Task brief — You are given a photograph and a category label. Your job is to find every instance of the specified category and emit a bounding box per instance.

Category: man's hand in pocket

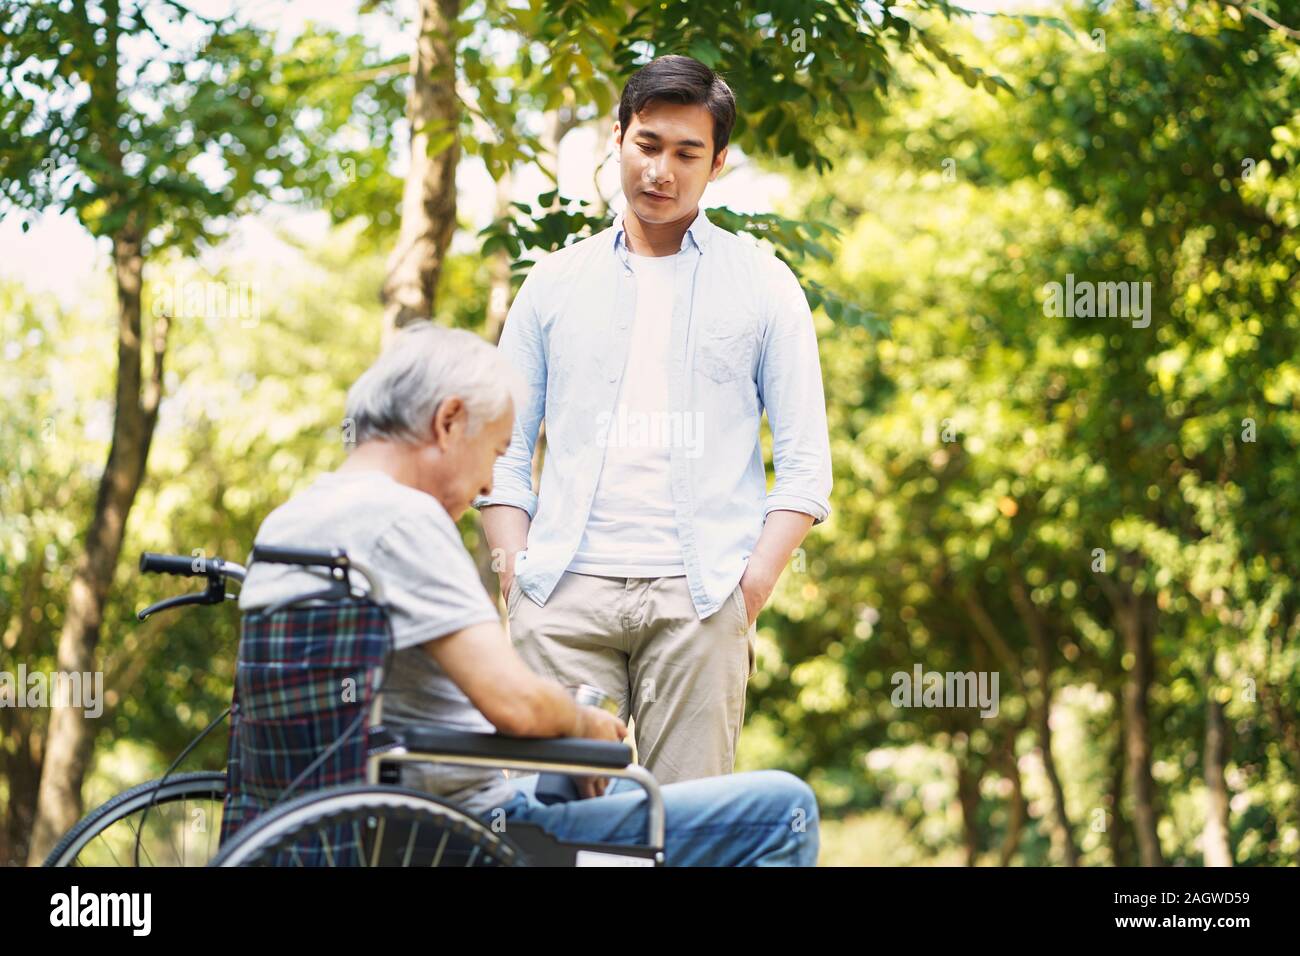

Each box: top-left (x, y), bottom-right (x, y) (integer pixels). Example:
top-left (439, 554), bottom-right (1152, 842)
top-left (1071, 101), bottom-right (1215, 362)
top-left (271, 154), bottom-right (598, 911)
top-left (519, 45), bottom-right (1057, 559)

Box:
top-left (738, 561), bottom-right (779, 628)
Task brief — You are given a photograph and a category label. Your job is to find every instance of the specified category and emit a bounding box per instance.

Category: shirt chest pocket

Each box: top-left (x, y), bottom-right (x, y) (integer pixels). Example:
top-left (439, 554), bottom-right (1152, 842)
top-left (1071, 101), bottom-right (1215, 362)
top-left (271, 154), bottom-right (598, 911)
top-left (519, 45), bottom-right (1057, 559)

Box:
top-left (695, 316), bottom-right (757, 385)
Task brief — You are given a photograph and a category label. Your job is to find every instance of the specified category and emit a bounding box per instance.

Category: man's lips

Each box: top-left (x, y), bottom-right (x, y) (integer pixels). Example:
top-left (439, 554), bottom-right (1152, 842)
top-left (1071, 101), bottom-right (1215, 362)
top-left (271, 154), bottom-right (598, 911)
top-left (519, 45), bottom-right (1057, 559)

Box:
top-left (643, 191), bottom-right (674, 201)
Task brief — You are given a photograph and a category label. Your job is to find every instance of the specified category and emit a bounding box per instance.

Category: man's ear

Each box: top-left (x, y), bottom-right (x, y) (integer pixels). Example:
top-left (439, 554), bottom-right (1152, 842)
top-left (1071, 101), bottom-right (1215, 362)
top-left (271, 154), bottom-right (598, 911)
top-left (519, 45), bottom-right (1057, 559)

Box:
top-left (430, 396), bottom-right (467, 450)
top-left (612, 121), bottom-right (623, 159)
top-left (710, 144), bottom-right (728, 181)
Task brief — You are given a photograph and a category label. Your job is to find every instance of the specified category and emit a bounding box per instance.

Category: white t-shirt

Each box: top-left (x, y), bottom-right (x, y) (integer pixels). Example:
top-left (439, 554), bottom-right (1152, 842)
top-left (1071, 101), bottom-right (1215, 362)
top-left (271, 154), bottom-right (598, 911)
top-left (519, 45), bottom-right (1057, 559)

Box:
top-left (568, 250), bottom-right (686, 578)
top-left (238, 468), bottom-right (517, 816)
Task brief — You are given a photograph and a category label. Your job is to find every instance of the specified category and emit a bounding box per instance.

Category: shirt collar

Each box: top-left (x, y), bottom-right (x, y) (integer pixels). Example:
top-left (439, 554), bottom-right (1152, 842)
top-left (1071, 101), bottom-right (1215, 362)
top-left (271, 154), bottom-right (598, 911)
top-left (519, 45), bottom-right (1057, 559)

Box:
top-left (613, 206), bottom-right (714, 259)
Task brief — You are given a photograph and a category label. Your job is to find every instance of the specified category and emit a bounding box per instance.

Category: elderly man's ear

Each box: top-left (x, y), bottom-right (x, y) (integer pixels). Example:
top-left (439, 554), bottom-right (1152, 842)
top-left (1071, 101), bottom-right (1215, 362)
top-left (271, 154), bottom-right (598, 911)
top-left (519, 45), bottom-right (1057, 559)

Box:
top-left (430, 396), bottom-right (468, 450)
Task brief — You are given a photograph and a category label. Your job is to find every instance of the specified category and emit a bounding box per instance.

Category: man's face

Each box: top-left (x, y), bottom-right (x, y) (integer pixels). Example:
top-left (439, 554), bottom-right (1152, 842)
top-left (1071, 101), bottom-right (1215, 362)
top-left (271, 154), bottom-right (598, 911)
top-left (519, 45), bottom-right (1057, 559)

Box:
top-left (615, 99), bottom-right (726, 225)
top-left (417, 399), bottom-right (515, 521)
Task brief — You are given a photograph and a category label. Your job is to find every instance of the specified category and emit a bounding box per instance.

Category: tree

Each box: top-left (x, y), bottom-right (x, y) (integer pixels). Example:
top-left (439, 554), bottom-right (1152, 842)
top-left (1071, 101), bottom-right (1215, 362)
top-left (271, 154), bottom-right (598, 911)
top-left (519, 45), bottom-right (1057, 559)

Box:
top-left (754, 0), bottom-right (1300, 864)
top-left (381, 0), bottom-right (1065, 332)
top-left (0, 0), bottom-right (392, 862)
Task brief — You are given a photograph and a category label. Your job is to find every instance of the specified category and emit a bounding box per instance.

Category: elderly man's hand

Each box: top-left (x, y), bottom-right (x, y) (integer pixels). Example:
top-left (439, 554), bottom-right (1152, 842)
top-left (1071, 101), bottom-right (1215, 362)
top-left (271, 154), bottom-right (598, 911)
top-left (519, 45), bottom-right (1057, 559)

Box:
top-left (575, 704), bottom-right (627, 742)
top-left (573, 705), bottom-right (628, 800)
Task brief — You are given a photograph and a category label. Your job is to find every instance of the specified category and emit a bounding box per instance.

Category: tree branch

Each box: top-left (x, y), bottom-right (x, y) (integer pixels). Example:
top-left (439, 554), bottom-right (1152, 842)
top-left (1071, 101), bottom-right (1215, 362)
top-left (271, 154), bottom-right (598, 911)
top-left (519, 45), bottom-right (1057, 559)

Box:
top-left (1220, 1), bottom-right (1300, 40)
top-left (141, 311), bottom-right (170, 419)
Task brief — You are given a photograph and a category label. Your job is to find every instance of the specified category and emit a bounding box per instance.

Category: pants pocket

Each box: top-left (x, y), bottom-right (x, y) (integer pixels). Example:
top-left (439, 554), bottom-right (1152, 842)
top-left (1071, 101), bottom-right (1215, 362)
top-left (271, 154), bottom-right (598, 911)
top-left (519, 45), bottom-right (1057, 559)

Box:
top-left (506, 577), bottom-right (525, 617)
top-left (731, 584), bottom-right (757, 679)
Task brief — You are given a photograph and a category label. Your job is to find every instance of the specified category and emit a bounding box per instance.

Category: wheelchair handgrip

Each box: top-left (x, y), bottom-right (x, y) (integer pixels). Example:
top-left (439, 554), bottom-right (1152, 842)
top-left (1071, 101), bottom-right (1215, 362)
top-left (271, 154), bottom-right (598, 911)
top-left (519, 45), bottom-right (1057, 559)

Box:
top-left (139, 552), bottom-right (210, 577)
top-left (252, 545), bottom-right (348, 569)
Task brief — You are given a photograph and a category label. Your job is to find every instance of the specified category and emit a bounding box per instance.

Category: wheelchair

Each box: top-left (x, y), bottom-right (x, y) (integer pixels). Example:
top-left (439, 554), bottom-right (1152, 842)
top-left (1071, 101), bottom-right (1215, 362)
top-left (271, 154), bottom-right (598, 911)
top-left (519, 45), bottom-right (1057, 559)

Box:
top-left (45, 545), bottom-right (665, 867)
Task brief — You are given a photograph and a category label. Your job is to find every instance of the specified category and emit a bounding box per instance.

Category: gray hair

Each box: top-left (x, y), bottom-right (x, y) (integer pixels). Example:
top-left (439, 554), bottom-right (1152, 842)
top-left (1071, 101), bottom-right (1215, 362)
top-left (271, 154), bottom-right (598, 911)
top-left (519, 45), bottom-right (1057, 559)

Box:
top-left (344, 322), bottom-right (525, 446)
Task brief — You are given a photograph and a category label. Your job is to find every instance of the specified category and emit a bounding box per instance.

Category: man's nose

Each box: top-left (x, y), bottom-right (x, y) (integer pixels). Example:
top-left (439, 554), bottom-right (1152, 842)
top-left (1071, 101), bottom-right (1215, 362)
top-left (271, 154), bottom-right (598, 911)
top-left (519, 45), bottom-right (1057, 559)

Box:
top-left (643, 159), bottom-right (671, 183)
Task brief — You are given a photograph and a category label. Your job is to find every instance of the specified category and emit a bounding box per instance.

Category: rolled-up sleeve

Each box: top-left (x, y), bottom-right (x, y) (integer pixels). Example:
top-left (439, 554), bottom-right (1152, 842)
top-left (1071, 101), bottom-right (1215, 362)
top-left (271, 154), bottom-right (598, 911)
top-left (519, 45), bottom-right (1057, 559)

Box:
top-left (757, 260), bottom-right (833, 525)
top-left (471, 267), bottom-right (547, 518)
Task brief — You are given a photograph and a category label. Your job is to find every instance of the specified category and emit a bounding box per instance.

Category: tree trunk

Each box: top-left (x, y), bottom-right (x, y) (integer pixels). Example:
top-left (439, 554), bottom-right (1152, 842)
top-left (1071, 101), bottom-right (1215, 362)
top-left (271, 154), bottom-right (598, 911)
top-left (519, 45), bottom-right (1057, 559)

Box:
top-left (955, 755), bottom-right (982, 866)
top-left (1262, 602), bottom-right (1300, 839)
top-left (25, 217), bottom-right (169, 864)
top-left (1009, 578), bottom-right (1079, 865)
top-left (996, 730), bottom-right (1025, 866)
top-left (1, 555), bottom-right (48, 866)
top-left (382, 0), bottom-right (462, 334)
top-left (1118, 598), bottom-right (1164, 866)
top-left (1107, 708), bottom-right (1135, 865)
top-left (1266, 692), bottom-right (1300, 838)
top-left (484, 167), bottom-right (514, 346)
top-left (1202, 668), bottom-right (1234, 866)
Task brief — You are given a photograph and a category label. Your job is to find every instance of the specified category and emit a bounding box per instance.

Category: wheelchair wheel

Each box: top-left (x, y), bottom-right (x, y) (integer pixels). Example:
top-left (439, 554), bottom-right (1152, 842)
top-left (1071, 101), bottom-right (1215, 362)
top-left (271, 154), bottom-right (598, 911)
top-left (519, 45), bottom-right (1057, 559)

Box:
top-left (211, 784), bottom-right (524, 867)
top-left (44, 771), bottom-right (227, 867)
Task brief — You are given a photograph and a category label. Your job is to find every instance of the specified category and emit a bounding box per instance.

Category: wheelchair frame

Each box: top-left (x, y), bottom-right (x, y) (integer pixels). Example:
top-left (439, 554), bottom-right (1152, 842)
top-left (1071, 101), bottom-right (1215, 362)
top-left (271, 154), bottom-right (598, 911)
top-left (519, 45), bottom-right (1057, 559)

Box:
top-left (217, 544), bottom-right (667, 866)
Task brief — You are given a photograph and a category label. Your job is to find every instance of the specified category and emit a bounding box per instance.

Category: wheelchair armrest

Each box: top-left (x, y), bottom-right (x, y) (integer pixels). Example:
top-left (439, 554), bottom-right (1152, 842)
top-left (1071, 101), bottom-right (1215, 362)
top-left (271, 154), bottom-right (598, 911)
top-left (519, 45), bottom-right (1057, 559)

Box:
top-left (386, 724), bottom-right (633, 770)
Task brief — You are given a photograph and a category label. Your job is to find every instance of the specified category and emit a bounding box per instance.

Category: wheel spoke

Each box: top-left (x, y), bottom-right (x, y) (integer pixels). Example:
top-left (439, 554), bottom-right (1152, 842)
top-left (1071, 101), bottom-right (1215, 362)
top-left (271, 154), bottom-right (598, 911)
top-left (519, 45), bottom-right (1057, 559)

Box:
top-left (123, 816), bottom-right (158, 867)
top-left (163, 804), bottom-right (186, 864)
top-left (368, 817), bottom-right (386, 867)
top-left (205, 806), bottom-right (215, 863)
top-left (94, 831), bottom-right (124, 868)
top-left (430, 829), bottom-right (449, 867)
top-left (402, 821), bottom-right (418, 867)
top-left (352, 820), bottom-right (367, 867)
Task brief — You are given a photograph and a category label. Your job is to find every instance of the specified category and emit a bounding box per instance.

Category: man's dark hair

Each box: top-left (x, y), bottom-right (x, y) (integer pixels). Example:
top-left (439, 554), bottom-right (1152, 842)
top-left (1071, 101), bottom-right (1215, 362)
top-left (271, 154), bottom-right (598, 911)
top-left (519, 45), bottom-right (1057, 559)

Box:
top-left (618, 55), bottom-right (736, 159)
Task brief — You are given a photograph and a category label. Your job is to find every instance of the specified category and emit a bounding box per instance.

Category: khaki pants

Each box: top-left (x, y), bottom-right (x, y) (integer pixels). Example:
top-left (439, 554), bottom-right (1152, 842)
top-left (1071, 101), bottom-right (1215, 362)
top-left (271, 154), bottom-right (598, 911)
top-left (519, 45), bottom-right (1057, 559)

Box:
top-left (507, 571), bottom-right (756, 784)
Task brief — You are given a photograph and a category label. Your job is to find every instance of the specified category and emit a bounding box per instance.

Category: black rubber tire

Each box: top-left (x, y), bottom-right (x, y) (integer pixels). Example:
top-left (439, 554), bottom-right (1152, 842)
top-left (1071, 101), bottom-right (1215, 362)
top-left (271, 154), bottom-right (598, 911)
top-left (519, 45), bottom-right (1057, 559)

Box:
top-left (210, 784), bottom-right (524, 867)
top-left (43, 771), bottom-right (227, 867)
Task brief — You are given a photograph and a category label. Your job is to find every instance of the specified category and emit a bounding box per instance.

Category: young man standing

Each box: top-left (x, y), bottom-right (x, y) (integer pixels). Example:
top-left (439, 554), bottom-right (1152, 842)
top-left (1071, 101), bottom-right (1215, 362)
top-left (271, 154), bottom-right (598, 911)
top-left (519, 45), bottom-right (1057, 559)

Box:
top-left (476, 54), bottom-right (832, 784)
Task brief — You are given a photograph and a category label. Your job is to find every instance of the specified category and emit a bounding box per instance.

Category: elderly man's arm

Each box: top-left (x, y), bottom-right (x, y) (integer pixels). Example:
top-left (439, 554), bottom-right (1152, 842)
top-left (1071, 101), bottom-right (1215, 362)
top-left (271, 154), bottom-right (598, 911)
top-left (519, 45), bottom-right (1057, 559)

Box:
top-left (422, 621), bottom-right (626, 743)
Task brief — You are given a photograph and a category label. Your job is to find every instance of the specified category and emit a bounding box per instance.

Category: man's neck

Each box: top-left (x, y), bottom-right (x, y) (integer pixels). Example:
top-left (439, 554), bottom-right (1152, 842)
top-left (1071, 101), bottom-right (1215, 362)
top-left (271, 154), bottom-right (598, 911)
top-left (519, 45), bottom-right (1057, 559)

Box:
top-left (623, 205), bottom-right (699, 257)
top-left (339, 440), bottom-right (418, 488)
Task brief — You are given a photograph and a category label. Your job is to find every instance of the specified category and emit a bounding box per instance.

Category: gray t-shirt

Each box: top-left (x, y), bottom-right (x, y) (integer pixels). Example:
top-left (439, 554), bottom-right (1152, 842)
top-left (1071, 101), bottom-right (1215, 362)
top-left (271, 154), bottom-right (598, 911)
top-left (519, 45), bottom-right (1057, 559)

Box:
top-left (238, 468), bottom-right (518, 816)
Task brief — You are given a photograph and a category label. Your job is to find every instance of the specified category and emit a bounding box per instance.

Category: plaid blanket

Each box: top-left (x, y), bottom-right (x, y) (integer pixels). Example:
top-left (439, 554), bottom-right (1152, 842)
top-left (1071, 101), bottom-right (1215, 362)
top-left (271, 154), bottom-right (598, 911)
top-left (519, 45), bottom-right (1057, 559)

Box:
top-left (218, 599), bottom-right (391, 865)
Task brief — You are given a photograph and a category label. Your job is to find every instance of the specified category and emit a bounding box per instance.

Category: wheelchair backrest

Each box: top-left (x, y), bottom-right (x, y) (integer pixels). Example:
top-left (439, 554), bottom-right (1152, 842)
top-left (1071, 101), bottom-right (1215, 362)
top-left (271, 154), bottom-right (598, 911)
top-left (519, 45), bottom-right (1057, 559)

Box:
top-left (218, 598), bottom-right (392, 850)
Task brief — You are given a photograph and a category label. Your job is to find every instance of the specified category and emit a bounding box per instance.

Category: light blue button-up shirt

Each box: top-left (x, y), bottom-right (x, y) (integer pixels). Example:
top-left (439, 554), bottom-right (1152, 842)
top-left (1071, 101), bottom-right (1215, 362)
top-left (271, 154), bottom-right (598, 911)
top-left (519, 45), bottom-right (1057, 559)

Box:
top-left (472, 207), bottom-right (832, 619)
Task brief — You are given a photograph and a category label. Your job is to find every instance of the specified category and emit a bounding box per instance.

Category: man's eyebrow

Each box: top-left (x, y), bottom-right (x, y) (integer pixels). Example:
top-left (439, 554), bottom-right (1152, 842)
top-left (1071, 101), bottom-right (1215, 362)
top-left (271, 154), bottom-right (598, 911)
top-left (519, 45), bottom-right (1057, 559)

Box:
top-left (635, 129), bottom-right (708, 150)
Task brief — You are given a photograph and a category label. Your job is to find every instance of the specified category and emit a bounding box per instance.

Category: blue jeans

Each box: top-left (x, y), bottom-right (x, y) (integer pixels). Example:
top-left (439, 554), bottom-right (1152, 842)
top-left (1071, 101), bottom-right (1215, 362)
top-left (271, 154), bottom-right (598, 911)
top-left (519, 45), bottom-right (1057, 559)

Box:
top-left (490, 769), bottom-right (820, 866)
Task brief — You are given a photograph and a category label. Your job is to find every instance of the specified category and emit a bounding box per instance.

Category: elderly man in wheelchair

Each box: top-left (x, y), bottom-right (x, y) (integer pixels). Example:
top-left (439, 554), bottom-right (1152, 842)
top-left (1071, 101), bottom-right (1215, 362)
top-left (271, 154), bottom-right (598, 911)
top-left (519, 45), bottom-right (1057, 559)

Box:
top-left (217, 321), bottom-right (819, 867)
